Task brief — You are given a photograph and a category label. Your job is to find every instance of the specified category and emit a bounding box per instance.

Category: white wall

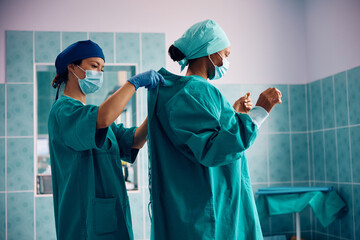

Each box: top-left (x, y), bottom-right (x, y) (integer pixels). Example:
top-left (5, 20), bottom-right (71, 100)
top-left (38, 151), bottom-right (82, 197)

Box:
top-left (1, 0), bottom-right (359, 85)
top-left (305, 0), bottom-right (360, 81)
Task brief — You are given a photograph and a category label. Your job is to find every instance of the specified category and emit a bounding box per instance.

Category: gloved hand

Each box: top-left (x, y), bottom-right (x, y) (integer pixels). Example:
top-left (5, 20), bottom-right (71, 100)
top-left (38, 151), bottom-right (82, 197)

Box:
top-left (128, 70), bottom-right (166, 90)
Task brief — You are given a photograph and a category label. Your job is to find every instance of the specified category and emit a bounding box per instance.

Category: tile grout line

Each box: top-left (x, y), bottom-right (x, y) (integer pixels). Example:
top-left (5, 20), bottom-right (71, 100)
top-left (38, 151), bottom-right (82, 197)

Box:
top-left (332, 74), bottom-right (341, 237)
top-left (345, 70), bottom-right (356, 240)
top-left (332, 75), bottom-right (340, 186)
top-left (266, 132), bottom-right (272, 234)
top-left (288, 85), bottom-right (294, 186)
top-left (308, 84), bottom-right (314, 181)
top-left (304, 83), bottom-right (313, 235)
top-left (320, 78), bottom-right (328, 240)
top-left (4, 82), bottom-right (7, 240)
top-left (303, 180), bottom-right (360, 185)
top-left (309, 83), bottom-right (316, 236)
top-left (287, 85), bottom-right (296, 240)
top-left (1, 136), bottom-right (33, 138)
top-left (33, 30), bottom-right (37, 240)
top-left (304, 84), bottom-right (310, 186)
top-left (3, 190), bottom-right (34, 193)
top-left (252, 180), bottom-right (313, 185)
top-left (320, 79), bottom-right (327, 186)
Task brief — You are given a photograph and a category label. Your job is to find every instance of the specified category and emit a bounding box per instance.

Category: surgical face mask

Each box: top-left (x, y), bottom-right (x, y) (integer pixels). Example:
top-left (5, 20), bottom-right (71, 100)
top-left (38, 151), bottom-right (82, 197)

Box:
top-left (208, 52), bottom-right (229, 80)
top-left (72, 65), bottom-right (103, 95)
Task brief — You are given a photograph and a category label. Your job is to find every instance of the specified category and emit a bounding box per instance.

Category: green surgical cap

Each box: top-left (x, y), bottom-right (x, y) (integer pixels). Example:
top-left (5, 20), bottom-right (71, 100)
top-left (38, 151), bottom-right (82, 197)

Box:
top-left (173, 19), bottom-right (230, 71)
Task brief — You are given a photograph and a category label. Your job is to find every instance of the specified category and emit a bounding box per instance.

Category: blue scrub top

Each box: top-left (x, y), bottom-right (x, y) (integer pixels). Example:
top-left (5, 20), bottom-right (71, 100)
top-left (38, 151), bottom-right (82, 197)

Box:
top-left (147, 68), bottom-right (264, 240)
top-left (48, 95), bottom-right (137, 240)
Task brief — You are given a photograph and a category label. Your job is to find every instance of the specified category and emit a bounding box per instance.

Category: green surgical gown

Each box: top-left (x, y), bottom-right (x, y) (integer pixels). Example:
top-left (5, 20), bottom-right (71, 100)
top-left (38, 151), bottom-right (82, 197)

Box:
top-left (48, 95), bottom-right (137, 240)
top-left (147, 68), bottom-right (264, 240)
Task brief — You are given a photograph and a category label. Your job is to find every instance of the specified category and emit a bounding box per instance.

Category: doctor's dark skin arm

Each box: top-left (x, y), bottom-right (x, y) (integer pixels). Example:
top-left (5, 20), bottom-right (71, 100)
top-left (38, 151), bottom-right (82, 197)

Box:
top-left (132, 118), bottom-right (148, 149)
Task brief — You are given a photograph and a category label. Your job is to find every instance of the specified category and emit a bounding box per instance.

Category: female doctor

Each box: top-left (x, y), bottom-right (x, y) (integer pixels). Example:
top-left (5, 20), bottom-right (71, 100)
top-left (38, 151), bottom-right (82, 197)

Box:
top-left (48, 40), bottom-right (164, 240)
top-left (147, 20), bottom-right (281, 239)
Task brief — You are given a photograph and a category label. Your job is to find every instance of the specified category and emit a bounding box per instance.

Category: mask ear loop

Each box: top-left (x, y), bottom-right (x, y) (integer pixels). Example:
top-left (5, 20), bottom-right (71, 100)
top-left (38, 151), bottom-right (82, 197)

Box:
top-left (216, 52), bottom-right (224, 59)
top-left (208, 52), bottom-right (224, 67)
top-left (71, 70), bottom-right (81, 80)
top-left (216, 52), bottom-right (225, 66)
top-left (208, 55), bottom-right (216, 67)
top-left (77, 65), bottom-right (86, 73)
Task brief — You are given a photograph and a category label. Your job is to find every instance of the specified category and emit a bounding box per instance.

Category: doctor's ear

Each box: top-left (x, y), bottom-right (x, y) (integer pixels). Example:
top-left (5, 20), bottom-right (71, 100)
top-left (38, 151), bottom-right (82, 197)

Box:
top-left (67, 64), bottom-right (76, 72)
top-left (67, 64), bottom-right (74, 73)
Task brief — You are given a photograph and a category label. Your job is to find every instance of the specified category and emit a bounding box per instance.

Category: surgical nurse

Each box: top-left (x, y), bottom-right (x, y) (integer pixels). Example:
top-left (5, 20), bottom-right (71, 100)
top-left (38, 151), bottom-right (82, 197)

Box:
top-left (147, 20), bottom-right (281, 239)
top-left (48, 40), bottom-right (164, 240)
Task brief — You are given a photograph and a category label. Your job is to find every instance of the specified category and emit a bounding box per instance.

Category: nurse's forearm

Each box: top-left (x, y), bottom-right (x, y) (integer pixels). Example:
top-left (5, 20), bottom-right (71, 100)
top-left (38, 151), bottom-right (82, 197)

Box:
top-left (97, 82), bottom-right (136, 129)
top-left (132, 118), bottom-right (148, 149)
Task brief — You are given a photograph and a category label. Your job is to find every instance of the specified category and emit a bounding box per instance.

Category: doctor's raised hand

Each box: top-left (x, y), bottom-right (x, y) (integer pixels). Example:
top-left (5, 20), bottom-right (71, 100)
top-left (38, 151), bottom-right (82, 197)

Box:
top-left (233, 92), bottom-right (253, 113)
top-left (255, 87), bottom-right (282, 113)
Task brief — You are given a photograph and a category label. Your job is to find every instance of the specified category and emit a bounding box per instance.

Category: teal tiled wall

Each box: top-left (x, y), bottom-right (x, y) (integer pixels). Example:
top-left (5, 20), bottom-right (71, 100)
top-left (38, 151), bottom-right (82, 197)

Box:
top-left (291, 133), bottom-right (309, 182)
top-left (334, 72), bottom-right (348, 127)
top-left (7, 138), bottom-right (33, 191)
top-left (62, 32), bottom-right (88, 50)
top-left (116, 33), bottom-right (140, 65)
top-left (348, 67), bottom-right (360, 125)
top-left (0, 84), bottom-right (5, 136)
top-left (35, 197), bottom-right (56, 240)
top-left (6, 31), bottom-right (33, 83)
top-left (35, 32), bottom-right (60, 63)
top-left (0, 139), bottom-right (5, 191)
top-left (6, 84), bottom-right (33, 136)
top-left (306, 66), bottom-right (360, 240)
top-left (141, 33), bottom-right (166, 72)
top-left (89, 32), bottom-right (115, 63)
top-left (7, 192), bottom-right (34, 240)
top-left (289, 84), bottom-right (307, 132)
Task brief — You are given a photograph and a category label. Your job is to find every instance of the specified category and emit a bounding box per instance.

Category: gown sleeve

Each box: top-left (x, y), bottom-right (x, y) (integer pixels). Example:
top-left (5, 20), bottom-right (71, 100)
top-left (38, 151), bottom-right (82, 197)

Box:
top-left (157, 83), bottom-right (259, 167)
top-left (110, 123), bottom-right (138, 163)
top-left (56, 100), bottom-right (108, 151)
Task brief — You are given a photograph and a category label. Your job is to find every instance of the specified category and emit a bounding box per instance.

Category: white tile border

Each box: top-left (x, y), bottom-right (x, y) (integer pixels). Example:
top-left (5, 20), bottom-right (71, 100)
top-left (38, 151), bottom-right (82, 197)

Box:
top-left (345, 69), bottom-right (356, 240)
top-left (4, 83), bottom-right (7, 240)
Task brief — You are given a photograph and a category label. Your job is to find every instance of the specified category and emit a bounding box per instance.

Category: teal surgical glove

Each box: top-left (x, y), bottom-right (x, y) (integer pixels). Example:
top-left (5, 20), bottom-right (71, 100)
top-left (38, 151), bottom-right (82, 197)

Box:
top-left (128, 70), bottom-right (166, 90)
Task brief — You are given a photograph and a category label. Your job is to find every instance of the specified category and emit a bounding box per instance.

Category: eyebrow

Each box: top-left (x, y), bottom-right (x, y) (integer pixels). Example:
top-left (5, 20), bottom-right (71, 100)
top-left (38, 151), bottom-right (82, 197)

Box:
top-left (89, 61), bottom-right (104, 67)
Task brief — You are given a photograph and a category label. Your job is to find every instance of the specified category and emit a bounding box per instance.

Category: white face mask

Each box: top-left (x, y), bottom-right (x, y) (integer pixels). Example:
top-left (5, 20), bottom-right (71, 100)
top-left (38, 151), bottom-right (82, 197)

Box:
top-left (208, 52), bottom-right (230, 80)
top-left (72, 65), bottom-right (103, 95)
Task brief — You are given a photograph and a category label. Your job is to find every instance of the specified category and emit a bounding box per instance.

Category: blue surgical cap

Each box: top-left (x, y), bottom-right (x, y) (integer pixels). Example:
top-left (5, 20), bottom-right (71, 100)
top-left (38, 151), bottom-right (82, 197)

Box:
top-left (55, 40), bottom-right (105, 75)
top-left (173, 19), bottom-right (230, 71)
